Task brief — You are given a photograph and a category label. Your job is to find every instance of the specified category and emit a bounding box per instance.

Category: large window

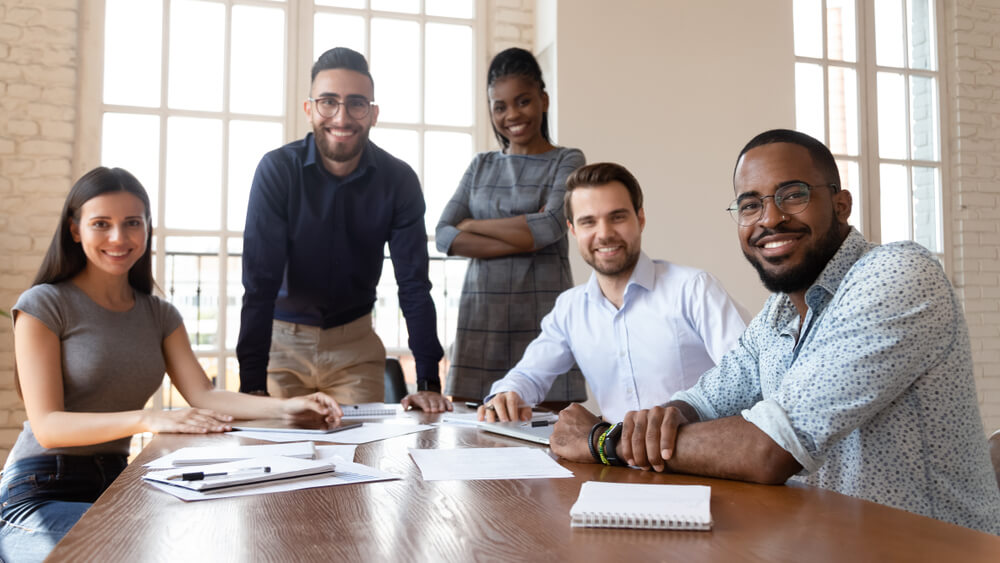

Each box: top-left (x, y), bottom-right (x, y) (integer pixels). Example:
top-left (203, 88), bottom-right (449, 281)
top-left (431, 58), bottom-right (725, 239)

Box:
top-left (89, 0), bottom-right (480, 404)
top-left (793, 0), bottom-right (944, 261)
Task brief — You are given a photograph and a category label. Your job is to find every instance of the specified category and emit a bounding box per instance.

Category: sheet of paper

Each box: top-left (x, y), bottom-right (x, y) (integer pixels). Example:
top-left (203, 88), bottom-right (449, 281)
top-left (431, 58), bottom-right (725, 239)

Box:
top-left (408, 447), bottom-right (573, 481)
top-left (229, 422), bottom-right (432, 444)
top-left (144, 444), bottom-right (357, 469)
top-left (143, 456), bottom-right (400, 502)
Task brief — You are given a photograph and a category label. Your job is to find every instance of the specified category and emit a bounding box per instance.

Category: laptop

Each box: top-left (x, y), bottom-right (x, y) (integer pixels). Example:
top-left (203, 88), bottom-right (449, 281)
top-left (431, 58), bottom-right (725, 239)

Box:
top-left (479, 419), bottom-right (555, 445)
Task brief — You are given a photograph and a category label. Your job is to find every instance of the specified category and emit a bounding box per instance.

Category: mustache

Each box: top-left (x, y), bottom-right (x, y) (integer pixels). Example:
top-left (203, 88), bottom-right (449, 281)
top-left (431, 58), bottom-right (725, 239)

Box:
top-left (750, 226), bottom-right (809, 246)
top-left (592, 237), bottom-right (625, 248)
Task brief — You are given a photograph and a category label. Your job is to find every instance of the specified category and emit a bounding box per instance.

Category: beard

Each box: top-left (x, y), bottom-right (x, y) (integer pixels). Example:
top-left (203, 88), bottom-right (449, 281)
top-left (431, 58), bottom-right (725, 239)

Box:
top-left (313, 123), bottom-right (370, 165)
top-left (742, 217), bottom-right (847, 294)
top-left (584, 239), bottom-right (641, 278)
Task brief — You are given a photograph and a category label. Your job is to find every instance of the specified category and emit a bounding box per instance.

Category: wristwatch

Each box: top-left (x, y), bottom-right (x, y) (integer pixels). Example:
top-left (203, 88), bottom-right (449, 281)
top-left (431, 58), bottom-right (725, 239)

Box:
top-left (602, 422), bottom-right (626, 467)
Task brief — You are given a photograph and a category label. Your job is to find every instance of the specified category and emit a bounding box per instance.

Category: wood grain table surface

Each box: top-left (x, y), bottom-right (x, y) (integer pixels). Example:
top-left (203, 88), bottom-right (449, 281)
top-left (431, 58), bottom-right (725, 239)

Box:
top-left (47, 409), bottom-right (1000, 562)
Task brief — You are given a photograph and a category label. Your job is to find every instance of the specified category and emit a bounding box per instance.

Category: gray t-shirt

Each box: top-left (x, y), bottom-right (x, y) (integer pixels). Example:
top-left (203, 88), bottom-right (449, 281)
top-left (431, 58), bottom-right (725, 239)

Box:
top-left (5, 282), bottom-right (183, 467)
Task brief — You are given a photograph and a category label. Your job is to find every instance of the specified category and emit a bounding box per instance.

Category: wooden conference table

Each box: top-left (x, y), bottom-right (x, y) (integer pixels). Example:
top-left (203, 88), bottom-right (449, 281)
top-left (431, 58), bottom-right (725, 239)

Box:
top-left (49, 409), bottom-right (1000, 562)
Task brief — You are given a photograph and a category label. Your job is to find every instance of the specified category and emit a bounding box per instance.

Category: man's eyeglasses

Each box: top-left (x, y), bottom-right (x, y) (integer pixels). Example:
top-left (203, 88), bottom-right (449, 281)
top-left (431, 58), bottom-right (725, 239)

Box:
top-left (308, 96), bottom-right (375, 120)
top-left (726, 182), bottom-right (839, 226)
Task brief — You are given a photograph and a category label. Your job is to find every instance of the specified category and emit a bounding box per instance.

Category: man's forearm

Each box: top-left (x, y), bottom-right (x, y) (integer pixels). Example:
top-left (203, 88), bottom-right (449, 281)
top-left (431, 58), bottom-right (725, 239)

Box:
top-left (648, 415), bottom-right (802, 484)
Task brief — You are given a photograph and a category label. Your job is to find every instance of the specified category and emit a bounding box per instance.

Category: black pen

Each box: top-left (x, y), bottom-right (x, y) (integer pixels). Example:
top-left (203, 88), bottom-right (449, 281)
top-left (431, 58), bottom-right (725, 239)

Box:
top-left (167, 466), bottom-right (272, 481)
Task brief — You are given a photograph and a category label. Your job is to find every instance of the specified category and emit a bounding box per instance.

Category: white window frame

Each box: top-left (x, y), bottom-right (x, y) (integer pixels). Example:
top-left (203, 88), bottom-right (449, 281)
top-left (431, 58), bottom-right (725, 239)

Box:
top-left (793, 0), bottom-right (950, 271)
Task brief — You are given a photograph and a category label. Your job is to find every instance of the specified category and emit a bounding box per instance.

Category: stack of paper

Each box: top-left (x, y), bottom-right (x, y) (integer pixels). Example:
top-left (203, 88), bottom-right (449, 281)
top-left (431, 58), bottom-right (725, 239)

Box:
top-left (408, 447), bottom-right (573, 481)
top-left (144, 455), bottom-right (336, 492)
top-left (142, 445), bottom-right (399, 501)
top-left (155, 441), bottom-right (317, 466)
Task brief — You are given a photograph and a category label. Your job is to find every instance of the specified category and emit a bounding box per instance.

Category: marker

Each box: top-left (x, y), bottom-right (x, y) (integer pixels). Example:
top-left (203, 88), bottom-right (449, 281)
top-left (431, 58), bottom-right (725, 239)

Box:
top-left (167, 466), bottom-right (272, 481)
top-left (465, 401), bottom-right (481, 408)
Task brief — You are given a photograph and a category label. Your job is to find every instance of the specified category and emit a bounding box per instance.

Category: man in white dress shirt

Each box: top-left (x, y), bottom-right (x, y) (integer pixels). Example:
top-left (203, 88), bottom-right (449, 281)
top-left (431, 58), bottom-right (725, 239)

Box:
top-left (479, 162), bottom-right (748, 423)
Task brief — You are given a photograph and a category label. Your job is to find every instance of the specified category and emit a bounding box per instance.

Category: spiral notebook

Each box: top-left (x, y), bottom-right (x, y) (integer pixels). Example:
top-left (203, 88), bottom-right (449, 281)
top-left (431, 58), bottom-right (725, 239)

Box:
top-left (569, 482), bottom-right (712, 530)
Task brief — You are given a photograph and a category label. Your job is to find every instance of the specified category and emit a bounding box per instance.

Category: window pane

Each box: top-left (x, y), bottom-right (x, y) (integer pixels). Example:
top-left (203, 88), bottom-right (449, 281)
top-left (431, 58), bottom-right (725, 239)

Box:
top-left (224, 357), bottom-right (241, 392)
top-left (165, 236), bottom-right (222, 350)
top-left (228, 120), bottom-right (284, 231)
top-left (827, 0), bottom-right (856, 62)
top-left (165, 117), bottom-right (222, 229)
top-left (427, 0), bottom-right (474, 18)
top-left (104, 0), bottom-right (162, 107)
top-left (370, 128), bottom-right (419, 174)
top-left (101, 113), bottom-right (160, 225)
top-left (795, 62), bottom-right (825, 142)
top-left (231, 6), bottom-right (286, 116)
top-left (912, 166), bottom-right (941, 252)
top-left (424, 131), bottom-right (472, 233)
top-left (837, 159), bottom-right (861, 231)
top-left (908, 0), bottom-right (936, 70)
top-left (225, 255), bottom-right (242, 350)
top-left (436, 256), bottom-right (468, 347)
top-left (875, 0), bottom-right (905, 67)
top-left (880, 163), bottom-right (909, 243)
top-left (371, 18), bottom-right (421, 123)
top-left (909, 75), bottom-right (939, 161)
top-left (828, 66), bottom-right (859, 156)
top-left (426, 23), bottom-right (473, 126)
top-left (375, 257), bottom-right (404, 348)
top-left (316, 0), bottom-right (365, 8)
top-left (877, 72), bottom-right (907, 159)
top-left (372, 0), bottom-right (419, 14)
top-left (793, 0), bottom-right (823, 58)
top-left (314, 13), bottom-right (366, 61)
top-left (168, 0), bottom-right (225, 111)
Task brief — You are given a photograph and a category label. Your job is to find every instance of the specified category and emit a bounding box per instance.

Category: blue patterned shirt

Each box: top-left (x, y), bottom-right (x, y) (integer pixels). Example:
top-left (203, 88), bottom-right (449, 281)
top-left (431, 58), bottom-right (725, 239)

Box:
top-left (674, 229), bottom-right (1000, 534)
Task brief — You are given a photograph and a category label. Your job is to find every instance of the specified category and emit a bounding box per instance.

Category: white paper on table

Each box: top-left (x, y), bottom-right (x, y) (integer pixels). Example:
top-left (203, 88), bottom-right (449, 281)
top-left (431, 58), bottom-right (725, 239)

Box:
top-left (229, 422), bottom-right (432, 444)
top-left (143, 456), bottom-right (400, 502)
top-left (437, 411), bottom-right (558, 427)
top-left (144, 444), bottom-right (357, 469)
top-left (408, 447), bottom-right (574, 481)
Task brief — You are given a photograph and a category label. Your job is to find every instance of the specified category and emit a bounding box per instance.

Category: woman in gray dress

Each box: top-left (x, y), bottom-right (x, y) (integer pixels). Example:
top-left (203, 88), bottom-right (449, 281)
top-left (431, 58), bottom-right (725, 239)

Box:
top-left (436, 48), bottom-right (586, 404)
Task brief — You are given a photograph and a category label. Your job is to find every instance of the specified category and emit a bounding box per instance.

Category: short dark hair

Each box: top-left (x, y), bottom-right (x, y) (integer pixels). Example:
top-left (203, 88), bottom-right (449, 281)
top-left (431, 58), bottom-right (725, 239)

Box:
top-left (564, 162), bottom-right (643, 224)
top-left (487, 47), bottom-right (551, 149)
top-left (312, 47), bottom-right (374, 95)
top-left (734, 129), bottom-right (841, 190)
top-left (33, 167), bottom-right (155, 294)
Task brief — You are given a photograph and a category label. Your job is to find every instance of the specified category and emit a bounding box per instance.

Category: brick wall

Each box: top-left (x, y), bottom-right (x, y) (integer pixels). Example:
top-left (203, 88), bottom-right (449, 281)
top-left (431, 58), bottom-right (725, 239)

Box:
top-left (489, 0), bottom-right (534, 53)
top-left (948, 0), bottom-right (1000, 434)
top-left (0, 0), bottom-right (78, 463)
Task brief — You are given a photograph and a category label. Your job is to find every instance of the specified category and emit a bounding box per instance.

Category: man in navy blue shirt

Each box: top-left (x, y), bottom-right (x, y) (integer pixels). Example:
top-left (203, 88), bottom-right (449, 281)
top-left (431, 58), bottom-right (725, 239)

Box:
top-left (237, 47), bottom-right (451, 413)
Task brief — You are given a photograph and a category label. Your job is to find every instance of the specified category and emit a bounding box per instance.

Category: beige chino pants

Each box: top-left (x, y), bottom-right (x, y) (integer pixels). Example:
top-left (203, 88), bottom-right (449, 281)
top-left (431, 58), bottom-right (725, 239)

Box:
top-left (265, 315), bottom-right (385, 404)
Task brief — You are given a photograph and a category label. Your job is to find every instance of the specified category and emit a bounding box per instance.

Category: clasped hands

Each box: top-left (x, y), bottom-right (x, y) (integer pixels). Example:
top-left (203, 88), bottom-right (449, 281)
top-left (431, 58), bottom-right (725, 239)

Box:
top-left (478, 393), bottom-right (688, 472)
top-left (549, 404), bottom-right (689, 472)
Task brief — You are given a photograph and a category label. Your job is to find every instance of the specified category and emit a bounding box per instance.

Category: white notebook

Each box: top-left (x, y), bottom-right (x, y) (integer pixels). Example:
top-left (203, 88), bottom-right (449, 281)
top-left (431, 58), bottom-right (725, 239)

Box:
top-left (569, 482), bottom-right (712, 530)
top-left (341, 403), bottom-right (400, 417)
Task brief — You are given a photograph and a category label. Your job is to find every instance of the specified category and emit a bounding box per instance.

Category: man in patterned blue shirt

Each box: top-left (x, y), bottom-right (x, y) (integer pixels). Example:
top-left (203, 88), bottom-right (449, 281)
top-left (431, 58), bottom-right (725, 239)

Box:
top-left (550, 129), bottom-right (1000, 533)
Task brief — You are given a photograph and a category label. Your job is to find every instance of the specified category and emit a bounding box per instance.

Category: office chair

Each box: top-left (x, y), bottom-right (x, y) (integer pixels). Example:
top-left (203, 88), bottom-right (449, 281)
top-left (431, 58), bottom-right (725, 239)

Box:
top-left (384, 357), bottom-right (407, 403)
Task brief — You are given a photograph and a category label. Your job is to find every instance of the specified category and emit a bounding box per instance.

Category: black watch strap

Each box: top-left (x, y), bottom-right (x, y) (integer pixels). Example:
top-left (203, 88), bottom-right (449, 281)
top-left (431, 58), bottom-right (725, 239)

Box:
top-left (603, 422), bottom-right (626, 466)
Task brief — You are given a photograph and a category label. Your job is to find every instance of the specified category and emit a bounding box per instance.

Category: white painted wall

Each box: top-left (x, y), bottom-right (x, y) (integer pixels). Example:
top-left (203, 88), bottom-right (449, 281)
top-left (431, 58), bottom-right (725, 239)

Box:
top-left (538, 0), bottom-right (793, 312)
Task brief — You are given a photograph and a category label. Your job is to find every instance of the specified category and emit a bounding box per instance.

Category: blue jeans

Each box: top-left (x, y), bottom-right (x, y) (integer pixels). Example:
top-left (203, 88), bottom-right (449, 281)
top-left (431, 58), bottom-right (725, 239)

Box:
top-left (0, 454), bottom-right (126, 563)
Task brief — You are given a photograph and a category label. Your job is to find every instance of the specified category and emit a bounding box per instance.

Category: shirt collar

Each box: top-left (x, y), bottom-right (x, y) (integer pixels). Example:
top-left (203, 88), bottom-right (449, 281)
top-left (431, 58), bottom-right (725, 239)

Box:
top-left (303, 133), bottom-right (377, 181)
top-left (584, 251), bottom-right (654, 303)
top-left (805, 227), bottom-right (873, 302)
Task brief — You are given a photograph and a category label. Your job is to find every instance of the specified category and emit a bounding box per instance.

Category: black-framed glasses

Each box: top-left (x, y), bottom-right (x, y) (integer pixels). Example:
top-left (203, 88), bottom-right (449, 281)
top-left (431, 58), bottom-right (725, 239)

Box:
top-left (308, 96), bottom-right (375, 120)
top-left (726, 182), bottom-right (838, 226)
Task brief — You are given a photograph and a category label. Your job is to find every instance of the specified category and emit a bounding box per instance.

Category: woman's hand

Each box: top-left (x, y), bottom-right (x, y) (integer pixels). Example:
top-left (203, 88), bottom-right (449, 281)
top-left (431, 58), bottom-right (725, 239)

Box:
top-left (142, 408), bottom-right (234, 434)
top-left (280, 392), bottom-right (343, 424)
